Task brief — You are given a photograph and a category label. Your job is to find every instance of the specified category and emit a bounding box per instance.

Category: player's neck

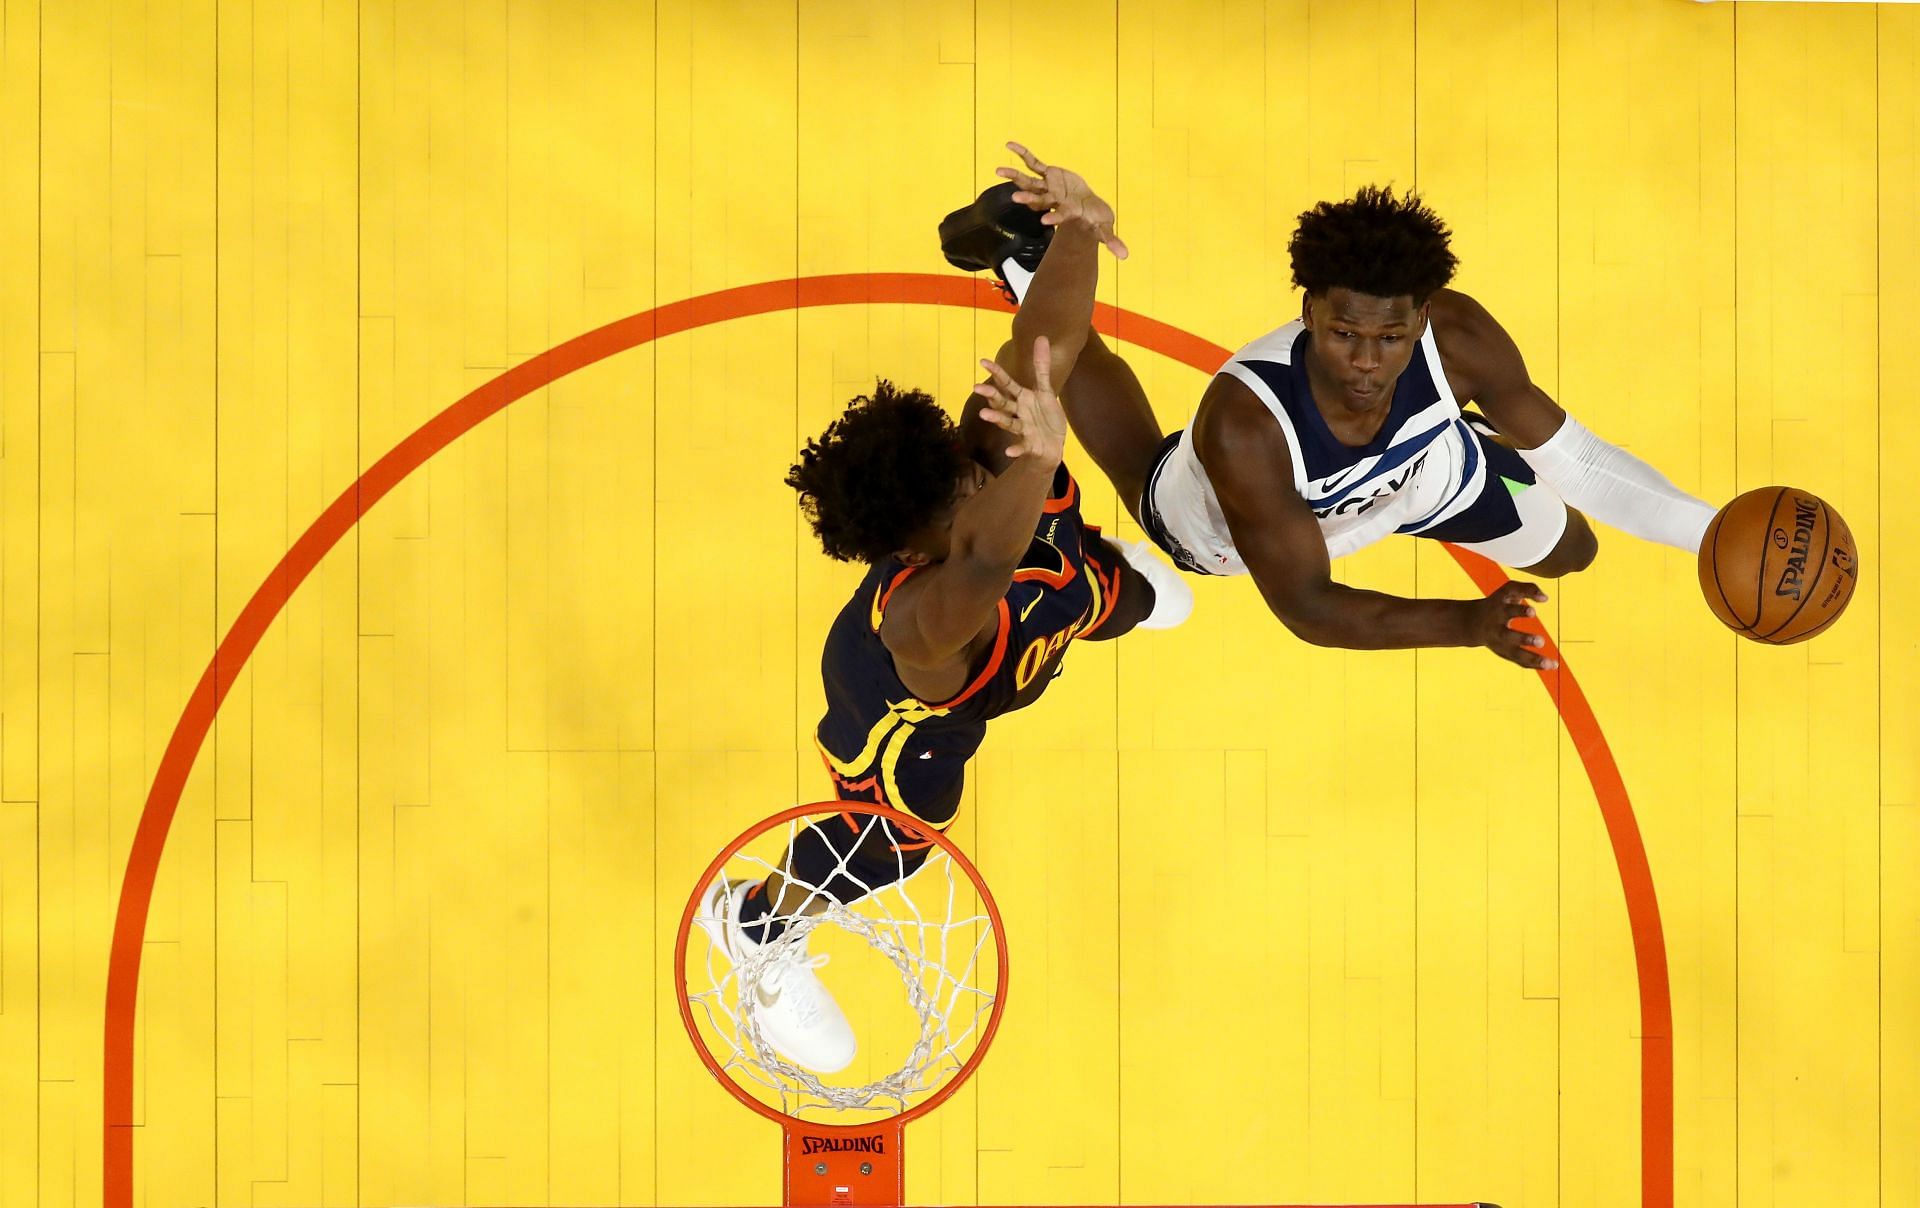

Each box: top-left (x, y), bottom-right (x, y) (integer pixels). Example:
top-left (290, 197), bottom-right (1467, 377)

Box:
top-left (1302, 341), bottom-right (1392, 447)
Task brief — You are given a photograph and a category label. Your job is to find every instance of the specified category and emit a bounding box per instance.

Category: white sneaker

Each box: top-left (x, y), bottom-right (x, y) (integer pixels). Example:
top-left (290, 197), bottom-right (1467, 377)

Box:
top-left (696, 875), bottom-right (858, 1075)
top-left (1117, 539), bottom-right (1194, 629)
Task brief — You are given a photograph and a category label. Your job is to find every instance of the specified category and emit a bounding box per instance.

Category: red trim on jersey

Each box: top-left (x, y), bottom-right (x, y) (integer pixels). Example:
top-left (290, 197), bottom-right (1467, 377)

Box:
top-left (1078, 547), bottom-right (1124, 639)
top-left (926, 597), bottom-right (1011, 710)
top-left (1011, 558), bottom-right (1075, 590)
top-left (870, 565), bottom-right (921, 631)
top-left (820, 754), bottom-right (886, 800)
top-left (1012, 527), bottom-right (1077, 590)
top-left (1039, 472), bottom-right (1079, 514)
top-left (814, 794), bottom-right (937, 853)
top-left (828, 769), bottom-right (884, 799)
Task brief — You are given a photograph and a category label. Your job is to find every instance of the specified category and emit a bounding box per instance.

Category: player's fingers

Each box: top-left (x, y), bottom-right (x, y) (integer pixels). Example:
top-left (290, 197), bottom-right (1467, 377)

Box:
top-left (1504, 580), bottom-right (1548, 603)
top-left (1510, 631), bottom-right (1558, 668)
top-left (997, 168), bottom-right (1046, 195)
top-left (1007, 140), bottom-right (1047, 174)
top-left (1496, 638), bottom-right (1556, 671)
top-left (978, 357), bottom-right (1017, 392)
top-left (1105, 230), bottom-right (1130, 259)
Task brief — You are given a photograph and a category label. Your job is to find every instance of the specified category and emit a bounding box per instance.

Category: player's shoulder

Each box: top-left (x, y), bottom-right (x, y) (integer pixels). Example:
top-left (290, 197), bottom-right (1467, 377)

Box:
top-left (1192, 370), bottom-right (1296, 489)
top-left (856, 561), bottom-right (917, 632)
top-left (1228, 316), bottom-right (1307, 365)
top-left (1426, 287), bottom-right (1504, 347)
top-left (1428, 287), bottom-right (1528, 398)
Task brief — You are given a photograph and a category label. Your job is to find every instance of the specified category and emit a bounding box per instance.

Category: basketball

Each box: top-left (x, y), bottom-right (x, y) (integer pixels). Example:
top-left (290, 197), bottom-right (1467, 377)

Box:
top-left (1698, 487), bottom-right (1858, 643)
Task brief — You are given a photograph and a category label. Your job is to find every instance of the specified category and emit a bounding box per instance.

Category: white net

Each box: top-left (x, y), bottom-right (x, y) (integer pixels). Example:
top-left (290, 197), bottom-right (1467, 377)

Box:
top-left (684, 810), bottom-right (1002, 1121)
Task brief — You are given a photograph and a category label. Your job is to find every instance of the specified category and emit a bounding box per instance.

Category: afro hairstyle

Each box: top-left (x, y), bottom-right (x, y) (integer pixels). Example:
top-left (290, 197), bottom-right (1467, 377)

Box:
top-left (786, 380), bottom-right (974, 564)
top-left (1288, 184), bottom-right (1458, 305)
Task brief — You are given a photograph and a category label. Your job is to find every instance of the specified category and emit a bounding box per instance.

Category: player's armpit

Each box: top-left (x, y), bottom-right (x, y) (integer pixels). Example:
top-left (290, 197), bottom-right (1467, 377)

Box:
top-left (888, 555), bottom-right (1010, 668)
top-left (879, 565), bottom-right (1006, 701)
top-left (884, 453), bottom-right (1057, 675)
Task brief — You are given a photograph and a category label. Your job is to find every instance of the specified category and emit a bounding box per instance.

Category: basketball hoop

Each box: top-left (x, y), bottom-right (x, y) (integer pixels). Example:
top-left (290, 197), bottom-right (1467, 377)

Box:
top-left (674, 802), bottom-right (1008, 1208)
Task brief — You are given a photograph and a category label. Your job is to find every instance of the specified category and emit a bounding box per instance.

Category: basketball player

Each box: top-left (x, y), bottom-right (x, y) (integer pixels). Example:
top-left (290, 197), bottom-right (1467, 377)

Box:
top-left (697, 145), bottom-right (1190, 1073)
top-left (946, 182), bottom-right (1720, 671)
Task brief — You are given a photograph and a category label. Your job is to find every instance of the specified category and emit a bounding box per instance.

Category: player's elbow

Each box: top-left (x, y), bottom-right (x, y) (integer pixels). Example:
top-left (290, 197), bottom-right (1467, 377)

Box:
top-left (1276, 611), bottom-right (1347, 650)
top-left (1264, 586), bottom-right (1348, 648)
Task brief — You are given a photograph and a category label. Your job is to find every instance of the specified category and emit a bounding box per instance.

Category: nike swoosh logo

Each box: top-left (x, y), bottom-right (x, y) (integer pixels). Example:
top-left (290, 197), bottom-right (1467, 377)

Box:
top-left (1019, 595), bottom-right (1042, 623)
top-left (1317, 458), bottom-right (1375, 494)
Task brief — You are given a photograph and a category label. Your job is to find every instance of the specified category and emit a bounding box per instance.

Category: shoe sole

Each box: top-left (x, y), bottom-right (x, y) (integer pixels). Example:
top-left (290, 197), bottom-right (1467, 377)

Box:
top-left (938, 181), bottom-right (1051, 273)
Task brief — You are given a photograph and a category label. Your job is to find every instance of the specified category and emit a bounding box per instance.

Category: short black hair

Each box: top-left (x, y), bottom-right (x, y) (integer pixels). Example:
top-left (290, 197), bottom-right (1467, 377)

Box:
top-left (1289, 185), bottom-right (1458, 304)
top-left (787, 380), bottom-right (972, 564)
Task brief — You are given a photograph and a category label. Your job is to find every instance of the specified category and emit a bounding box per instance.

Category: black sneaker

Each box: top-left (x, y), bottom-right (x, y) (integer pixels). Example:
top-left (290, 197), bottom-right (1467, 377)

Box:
top-left (938, 181), bottom-right (1053, 303)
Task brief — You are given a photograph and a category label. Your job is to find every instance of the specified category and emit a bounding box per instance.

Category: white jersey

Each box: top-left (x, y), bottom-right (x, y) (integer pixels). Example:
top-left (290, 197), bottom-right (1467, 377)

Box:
top-left (1143, 319), bottom-right (1496, 574)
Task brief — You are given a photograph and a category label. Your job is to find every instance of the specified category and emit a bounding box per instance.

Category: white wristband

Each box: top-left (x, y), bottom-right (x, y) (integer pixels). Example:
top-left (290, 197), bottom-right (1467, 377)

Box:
top-left (1517, 415), bottom-right (1717, 554)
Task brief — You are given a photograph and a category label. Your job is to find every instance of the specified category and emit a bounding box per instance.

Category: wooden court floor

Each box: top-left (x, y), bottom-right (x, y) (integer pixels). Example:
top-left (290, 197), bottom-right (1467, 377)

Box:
top-left (1, 0), bottom-right (1915, 1205)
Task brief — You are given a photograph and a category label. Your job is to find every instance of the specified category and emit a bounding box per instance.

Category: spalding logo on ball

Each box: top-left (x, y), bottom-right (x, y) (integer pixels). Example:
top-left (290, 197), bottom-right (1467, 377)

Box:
top-left (1699, 487), bottom-right (1858, 644)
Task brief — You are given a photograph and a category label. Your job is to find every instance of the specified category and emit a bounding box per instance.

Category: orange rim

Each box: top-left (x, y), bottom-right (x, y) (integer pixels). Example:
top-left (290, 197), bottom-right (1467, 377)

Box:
top-left (674, 800), bottom-right (1010, 1133)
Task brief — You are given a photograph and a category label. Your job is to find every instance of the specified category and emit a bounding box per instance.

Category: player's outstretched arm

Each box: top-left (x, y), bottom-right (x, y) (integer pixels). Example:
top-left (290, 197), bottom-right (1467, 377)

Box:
top-left (995, 142), bottom-right (1123, 391)
top-left (960, 144), bottom-right (1122, 474)
top-left (1195, 373), bottom-right (1557, 671)
top-left (885, 340), bottom-right (1068, 678)
top-left (1433, 288), bottom-right (1718, 553)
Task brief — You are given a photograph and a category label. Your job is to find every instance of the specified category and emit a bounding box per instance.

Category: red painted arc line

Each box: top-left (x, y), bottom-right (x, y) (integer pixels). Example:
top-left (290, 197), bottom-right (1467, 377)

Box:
top-left (1448, 556), bottom-right (1674, 1208)
top-left (101, 272), bottom-right (1673, 1208)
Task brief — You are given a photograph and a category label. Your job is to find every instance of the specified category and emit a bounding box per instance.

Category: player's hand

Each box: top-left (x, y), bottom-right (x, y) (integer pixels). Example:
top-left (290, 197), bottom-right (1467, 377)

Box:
top-left (973, 336), bottom-right (1068, 466)
top-left (996, 141), bottom-right (1128, 260)
top-left (1468, 581), bottom-right (1557, 671)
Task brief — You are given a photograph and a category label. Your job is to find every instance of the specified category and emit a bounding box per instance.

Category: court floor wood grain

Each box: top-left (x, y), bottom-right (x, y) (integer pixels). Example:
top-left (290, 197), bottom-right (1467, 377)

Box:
top-left (1, 1), bottom-right (1914, 1205)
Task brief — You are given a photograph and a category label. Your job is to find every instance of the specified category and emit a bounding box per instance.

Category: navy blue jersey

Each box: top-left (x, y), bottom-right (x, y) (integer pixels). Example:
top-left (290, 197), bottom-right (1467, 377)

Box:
top-left (814, 464), bottom-right (1122, 826)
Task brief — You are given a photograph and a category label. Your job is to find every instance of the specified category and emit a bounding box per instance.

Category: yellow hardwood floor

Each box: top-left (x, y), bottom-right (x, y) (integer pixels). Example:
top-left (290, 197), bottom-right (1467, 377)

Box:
top-left (0, 1), bottom-right (1914, 1205)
